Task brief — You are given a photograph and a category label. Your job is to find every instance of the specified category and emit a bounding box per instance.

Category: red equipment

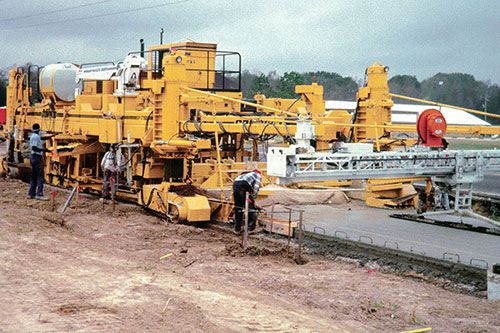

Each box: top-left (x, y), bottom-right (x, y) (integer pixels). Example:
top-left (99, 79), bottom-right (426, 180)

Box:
top-left (416, 108), bottom-right (447, 147)
top-left (0, 106), bottom-right (6, 125)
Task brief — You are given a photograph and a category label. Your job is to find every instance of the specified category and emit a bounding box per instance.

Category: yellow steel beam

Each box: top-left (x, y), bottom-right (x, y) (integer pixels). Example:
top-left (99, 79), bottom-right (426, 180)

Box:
top-left (390, 93), bottom-right (500, 119)
top-left (182, 86), bottom-right (299, 118)
top-left (184, 119), bottom-right (500, 137)
top-left (322, 122), bottom-right (500, 136)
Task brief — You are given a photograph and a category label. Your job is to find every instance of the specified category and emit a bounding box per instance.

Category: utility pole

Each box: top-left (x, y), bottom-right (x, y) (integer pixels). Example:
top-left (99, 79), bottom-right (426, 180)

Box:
top-left (484, 93), bottom-right (489, 122)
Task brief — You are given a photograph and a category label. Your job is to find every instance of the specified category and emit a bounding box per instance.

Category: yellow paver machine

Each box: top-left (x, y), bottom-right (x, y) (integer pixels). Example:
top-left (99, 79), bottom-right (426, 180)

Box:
top-left (3, 39), bottom-right (500, 222)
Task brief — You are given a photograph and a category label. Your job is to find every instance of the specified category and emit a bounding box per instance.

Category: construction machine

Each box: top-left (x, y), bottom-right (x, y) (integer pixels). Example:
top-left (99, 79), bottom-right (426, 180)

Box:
top-left (2, 38), bottom-right (500, 223)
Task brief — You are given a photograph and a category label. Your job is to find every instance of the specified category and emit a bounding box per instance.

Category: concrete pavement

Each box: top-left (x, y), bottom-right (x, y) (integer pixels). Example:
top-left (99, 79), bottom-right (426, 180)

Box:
top-left (273, 204), bottom-right (500, 268)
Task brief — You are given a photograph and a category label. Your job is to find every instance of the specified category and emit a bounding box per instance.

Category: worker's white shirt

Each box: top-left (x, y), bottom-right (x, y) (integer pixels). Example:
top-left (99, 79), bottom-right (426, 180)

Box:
top-left (101, 151), bottom-right (125, 172)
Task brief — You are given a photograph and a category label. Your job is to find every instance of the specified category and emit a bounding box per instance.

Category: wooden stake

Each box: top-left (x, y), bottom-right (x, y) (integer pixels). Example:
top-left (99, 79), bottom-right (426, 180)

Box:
top-left (50, 191), bottom-right (56, 212)
top-left (75, 185), bottom-right (80, 211)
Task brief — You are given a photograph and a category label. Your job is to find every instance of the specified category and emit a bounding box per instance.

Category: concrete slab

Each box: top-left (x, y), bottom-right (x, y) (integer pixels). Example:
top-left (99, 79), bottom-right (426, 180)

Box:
top-left (271, 204), bottom-right (500, 268)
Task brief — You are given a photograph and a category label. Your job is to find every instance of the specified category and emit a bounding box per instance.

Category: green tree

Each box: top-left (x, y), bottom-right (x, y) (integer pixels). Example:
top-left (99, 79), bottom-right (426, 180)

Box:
top-left (303, 71), bottom-right (358, 100)
top-left (276, 71), bottom-right (305, 99)
top-left (486, 84), bottom-right (500, 125)
top-left (240, 70), bottom-right (258, 98)
top-left (247, 74), bottom-right (276, 98)
top-left (388, 75), bottom-right (422, 102)
top-left (421, 73), bottom-right (487, 110)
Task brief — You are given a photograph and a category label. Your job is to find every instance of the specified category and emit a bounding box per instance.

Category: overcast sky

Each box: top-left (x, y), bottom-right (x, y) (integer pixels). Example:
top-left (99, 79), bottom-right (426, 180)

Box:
top-left (1, 0), bottom-right (499, 84)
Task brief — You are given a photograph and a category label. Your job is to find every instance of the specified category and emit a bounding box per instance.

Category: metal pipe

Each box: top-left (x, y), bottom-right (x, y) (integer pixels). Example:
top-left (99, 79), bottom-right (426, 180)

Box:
top-left (270, 203), bottom-right (275, 234)
top-left (160, 28), bottom-right (164, 45)
top-left (140, 39), bottom-right (145, 58)
top-left (296, 210), bottom-right (303, 264)
top-left (287, 209), bottom-right (292, 254)
top-left (59, 187), bottom-right (77, 213)
top-left (374, 121), bottom-right (381, 152)
top-left (116, 120), bottom-right (121, 143)
top-left (214, 130), bottom-right (225, 201)
top-left (182, 86), bottom-right (299, 117)
top-left (153, 139), bottom-right (195, 147)
top-left (243, 192), bottom-right (249, 249)
top-left (126, 130), bottom-right (133, 185)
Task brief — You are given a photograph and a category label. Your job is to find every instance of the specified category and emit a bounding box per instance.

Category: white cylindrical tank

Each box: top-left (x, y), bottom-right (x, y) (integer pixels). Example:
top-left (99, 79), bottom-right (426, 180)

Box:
top-left (39, 63), bottom-right (82, 102)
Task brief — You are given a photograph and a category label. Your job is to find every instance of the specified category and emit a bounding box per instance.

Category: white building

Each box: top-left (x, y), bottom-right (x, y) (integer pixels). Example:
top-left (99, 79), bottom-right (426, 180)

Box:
top-left (325, 101), bottom-right (490, 126)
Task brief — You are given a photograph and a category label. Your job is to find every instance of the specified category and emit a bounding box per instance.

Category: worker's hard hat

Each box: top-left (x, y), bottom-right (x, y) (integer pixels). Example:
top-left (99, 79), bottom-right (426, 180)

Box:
top-left (32, 123), bottom-right (40, 131)
top-left (254, 169), bottom-right (261, 175)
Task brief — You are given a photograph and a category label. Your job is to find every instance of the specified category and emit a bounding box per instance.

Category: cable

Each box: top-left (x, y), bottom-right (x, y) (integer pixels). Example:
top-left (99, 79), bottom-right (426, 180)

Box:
top-left (1, 0), bottom-right (190, 30)
top-left (218, 121), bottom-right (228, 134)
top-left (285, 96), bottom-right (301, 113)
top-left (138, 148), bottom-right (152, 209)
top-left (0, 0), bottom-right (114, 23)
top-left (144, 110), bottom-right (153, 133)
top-left (120, 146), bottom-right (140, 166)
top-left (284, 122), bottom-right (296, 144)
top-left (242, 121), bottom-right (256, 140)
top-left (271, 122), bottom-right (285, 138)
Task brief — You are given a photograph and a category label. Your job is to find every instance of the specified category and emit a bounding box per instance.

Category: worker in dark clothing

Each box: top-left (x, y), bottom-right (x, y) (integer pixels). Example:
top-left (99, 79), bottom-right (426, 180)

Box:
top-left (232, 169), bottom-right (262, 233)
top-left (27, 123), bottom-right (55, 201)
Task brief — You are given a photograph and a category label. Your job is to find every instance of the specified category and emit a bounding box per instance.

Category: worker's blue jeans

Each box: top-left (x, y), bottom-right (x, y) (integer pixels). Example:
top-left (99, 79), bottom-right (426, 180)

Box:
top-left (28, 154), bottom-right (44, 197)
top-left (233, 180), bottom-right (257, 231)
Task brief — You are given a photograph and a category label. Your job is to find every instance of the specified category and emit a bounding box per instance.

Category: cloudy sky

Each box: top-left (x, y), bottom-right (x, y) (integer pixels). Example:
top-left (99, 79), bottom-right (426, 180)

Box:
top-left (1, 0), bottom-right (499, 83)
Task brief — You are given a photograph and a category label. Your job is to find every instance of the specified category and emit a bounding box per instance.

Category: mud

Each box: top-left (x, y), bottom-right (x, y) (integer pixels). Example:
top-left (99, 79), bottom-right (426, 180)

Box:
top-left (2, 176), bottom-right (500, 332)
top-left (169, 184), bottom-right (208, 197)
top-left (42, 212), bottom-right (67, 227)
top-left (222, 242), bottom-right (288, 257)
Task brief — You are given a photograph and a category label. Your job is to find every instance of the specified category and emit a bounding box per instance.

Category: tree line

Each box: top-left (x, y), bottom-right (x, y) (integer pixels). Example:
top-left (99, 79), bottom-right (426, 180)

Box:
top-left (2, 67), bottom-right (499, 124)
top-left (388, 73), bottom-right (499, 124)
top-left (241, 70), bottom-right (500, 125)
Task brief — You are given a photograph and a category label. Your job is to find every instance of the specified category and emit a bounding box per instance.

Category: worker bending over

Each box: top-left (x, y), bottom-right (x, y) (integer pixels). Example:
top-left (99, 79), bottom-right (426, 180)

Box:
top-left (100, 144), bottom-right (125, 203)
top-left (232, 169), bottom-right (262, 233)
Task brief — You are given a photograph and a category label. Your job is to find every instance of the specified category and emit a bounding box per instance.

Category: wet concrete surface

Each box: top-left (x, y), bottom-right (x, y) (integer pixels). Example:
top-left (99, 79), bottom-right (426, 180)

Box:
top-left (273, 204), bottom-right (500, 269)
top-left (475, 174), bottom-right (500, 194)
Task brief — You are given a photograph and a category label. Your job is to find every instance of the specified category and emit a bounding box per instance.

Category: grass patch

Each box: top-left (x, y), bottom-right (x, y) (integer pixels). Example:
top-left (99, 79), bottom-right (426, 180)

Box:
top-left (448, 139), bottom-right (500, 150)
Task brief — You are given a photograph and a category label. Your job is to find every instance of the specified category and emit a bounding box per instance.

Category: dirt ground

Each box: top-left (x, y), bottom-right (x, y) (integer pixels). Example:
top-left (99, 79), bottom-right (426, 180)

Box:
top-left (1, 178), bottom-right (500, 332)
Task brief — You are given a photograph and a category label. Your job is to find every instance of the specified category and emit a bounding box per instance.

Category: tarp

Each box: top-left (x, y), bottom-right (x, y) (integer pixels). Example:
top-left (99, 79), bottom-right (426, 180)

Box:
top-left (257, 185), bottom-right (351, 207)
